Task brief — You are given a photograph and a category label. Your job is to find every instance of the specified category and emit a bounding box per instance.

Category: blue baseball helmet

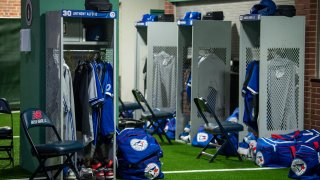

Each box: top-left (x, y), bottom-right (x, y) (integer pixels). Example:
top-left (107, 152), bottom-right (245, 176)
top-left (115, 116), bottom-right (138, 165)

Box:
top-left (250, 0), bottom-right (276, 16)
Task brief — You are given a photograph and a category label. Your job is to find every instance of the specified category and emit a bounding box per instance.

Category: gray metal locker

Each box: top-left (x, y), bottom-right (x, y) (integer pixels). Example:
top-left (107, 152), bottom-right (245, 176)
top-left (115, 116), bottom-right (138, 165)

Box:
top-left (176, 20), bottom-right (231, 141)
top-left (239, 16), bottom-right (305, 139)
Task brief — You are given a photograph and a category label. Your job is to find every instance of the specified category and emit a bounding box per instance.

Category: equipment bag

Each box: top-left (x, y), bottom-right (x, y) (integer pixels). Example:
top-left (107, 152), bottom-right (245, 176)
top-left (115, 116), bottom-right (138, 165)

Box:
top-left (117, 128), bottom-right (162, 164)
top-left (85, 0), bottom-right (113, 12)
top-left (117, 154), bottom-right (164, 180)
top-left (256, 137), bottom-right (297, 167)
top-left (288, 145), bottom-right (320, 179)
top-left (275, 5), bottom-right (296, 17)
top-left (191, 126), bottom-right (214, 148)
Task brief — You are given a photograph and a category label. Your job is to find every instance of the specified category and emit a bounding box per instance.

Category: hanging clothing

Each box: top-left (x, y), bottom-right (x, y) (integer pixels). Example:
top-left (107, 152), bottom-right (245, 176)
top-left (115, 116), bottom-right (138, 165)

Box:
top-left (62, 63), bottom-right (76, 141)
top-left (267, 57), bottom-right (298, 130)
top-left (152, 51), bottom-right (176, 109)
top-left (242, 60), bottom-right (259, 132)
top-left (197, 53), bottom-right (226, 120)
top-left (73, 61), bottom-right (99, 145)
top-left (101, 62), bottom-right (114, 137)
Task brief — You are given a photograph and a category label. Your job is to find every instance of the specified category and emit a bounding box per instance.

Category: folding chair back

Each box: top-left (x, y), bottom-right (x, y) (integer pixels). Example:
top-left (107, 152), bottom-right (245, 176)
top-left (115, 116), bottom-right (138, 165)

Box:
top-left (132, 89), bottom-right (173, 144)
top-left (0, 98), bottom-right (12, 114)
top-left (194, 97), bottom-right (243, 162)
top-left (132, 89), bottom-right (155, 118)
top-left (0, 98), bottom-right (14, 168)
top-left (21, 108), bottom-right (83, 179)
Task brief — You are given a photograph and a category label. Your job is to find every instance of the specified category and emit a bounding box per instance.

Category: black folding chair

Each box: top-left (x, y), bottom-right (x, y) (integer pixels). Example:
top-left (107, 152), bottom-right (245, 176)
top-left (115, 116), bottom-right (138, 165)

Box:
top-left (194, 97), bottom-right (243, 163)
top-left (21, 108), bottom-right (84, 180)
top-left (132, 89), bottom-right (173, 144)
top-left (119, 97), bottom-right (141, 118)
top-left (0, 98), bottom-right (14, 168)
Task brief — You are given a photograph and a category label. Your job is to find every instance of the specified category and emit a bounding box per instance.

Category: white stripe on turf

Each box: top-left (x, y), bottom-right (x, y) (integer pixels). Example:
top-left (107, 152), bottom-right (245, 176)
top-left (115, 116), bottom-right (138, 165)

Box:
top-left (163, 167), bottom-right (286, 174)
top-left (13, 136), bottom-right (20, 138)
top-left (9, 178), bottom-right (46, 180)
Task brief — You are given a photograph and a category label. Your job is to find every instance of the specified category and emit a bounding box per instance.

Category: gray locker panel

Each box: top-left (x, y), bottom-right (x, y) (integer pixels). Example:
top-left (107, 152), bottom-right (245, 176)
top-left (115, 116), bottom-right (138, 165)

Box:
top-left (46, 11), bottom-right (63, 141)
top-left (135, 26), bottom-right (148, 93)
top-left (259, 16), bottom-right (305, 137)
top-left (176, 26), bottom-right (192, 141)
top-left (190, 20), bottom-right (231, 140)
top-left (147, 22), bottom-right (178, 110)
top-left (238, 21), bottom-right (260, 140)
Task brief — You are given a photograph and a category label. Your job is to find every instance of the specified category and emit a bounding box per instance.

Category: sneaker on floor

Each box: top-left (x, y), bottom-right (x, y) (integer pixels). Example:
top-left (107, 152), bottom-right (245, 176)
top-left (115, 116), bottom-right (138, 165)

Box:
top-left (104, 160), bottom-right (114, 179)
top-left (65, 169), bottom-right (76, 180)
top-left (95, 168), bottom-right (106, 180)
top-left (79, 167), bottom-right (93, 179)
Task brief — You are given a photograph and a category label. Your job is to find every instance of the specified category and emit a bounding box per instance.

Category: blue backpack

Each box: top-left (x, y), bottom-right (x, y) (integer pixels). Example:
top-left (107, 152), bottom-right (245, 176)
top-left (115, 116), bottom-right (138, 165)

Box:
top-left (117, 128), bottom-right (163, 164)
top-left (117, 154), bottom-right (164, 180)
top-left (165, 117), bottom-right (176, 140)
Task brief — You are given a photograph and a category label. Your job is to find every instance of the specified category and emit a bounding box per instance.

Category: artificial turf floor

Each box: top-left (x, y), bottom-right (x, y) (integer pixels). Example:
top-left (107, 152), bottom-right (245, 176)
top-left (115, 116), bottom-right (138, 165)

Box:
top-left (0, 113), bottom-right (291, 179)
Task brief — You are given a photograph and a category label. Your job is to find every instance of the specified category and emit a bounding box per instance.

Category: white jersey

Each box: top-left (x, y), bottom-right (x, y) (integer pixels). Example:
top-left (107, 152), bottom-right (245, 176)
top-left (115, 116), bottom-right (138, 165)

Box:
top-left (197, 53), bottom-right (226, 120)
top-left (152, 51), bottom-right (176, 109)
top-left (267, 57), bottom-right (298, 130)
top-left (62, 63), bottom-right (76, 141)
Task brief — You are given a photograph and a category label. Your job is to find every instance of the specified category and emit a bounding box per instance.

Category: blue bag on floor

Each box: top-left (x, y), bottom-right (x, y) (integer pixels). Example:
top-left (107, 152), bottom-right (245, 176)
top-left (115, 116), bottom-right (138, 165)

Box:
top-left (117, 154), bottom-right (164, 180)
top-left (165, 117), bottom-right (176, 140)
top-left (256, 137), bottom-right (297, 167)
top-left (288, 145), bottom-right (320, 180)
top-left (192, 126), bottom-right (214, 148)
top-left (117, 128), bottom-right (162, 164)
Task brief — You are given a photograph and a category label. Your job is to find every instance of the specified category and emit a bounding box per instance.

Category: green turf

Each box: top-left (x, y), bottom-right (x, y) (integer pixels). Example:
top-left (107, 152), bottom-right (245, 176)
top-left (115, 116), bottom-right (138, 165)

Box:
top-left (156, 139), bottom-right (291, 179)
top-left (0, 113), bottom-right (31, 179)
top-left (0, 113), bottom-right (292, 179)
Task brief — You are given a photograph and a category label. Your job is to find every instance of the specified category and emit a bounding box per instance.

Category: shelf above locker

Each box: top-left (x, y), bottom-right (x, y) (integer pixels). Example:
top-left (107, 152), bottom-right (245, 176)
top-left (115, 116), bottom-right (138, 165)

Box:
top-left (63, 41), bottom-right (111, 46)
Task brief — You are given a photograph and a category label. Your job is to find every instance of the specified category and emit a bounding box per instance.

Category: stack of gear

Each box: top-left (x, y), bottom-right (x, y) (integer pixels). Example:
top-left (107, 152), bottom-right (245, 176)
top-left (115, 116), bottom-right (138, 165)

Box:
top-left (288, 144), bottom-right (320, 179)
top-left (85, 0), bottom-right (113, 12)
top-left (238, 132), bottom-right (258, 160)
top-left (117, 128), bottom-right (164, 179)
top-left (158, 14), bottom-right (174, 22)
top-left (275, 5), bottom-right (296, 17)
top-left (250, 0), bottom-right (276, 16)
top-left (137, 14), bottom-right (158, 24)
top-left (202, 11), bottom-right (224, 20)
top-left (179, 124), bottom-right (191, 143)
top-left (179, 11), bottom-right (201, 24)
top-left (255, 129), bottom-right (320, 168)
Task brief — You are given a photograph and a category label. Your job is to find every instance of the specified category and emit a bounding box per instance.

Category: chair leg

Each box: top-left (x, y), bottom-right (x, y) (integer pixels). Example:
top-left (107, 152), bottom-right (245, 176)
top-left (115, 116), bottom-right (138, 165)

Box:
top-left (65, 153), bottom-right (81, 180)
top-left (224, 135), bottom-right (242, 161)
top-left (29, 165), bottom-right (42, 180)
top-left (196, 136), bottom-right (215, 159)
top-left (209, 141), bottom-right (228, 163)
top-left (162, 129), bottom-right (172, 145)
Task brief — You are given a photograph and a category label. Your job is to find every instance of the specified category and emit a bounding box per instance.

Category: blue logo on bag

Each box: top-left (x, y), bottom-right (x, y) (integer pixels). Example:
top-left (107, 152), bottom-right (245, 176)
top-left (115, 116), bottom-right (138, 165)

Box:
top-left (144, 163), bottom-right (160, 179)
top-left (130, 139), bottom-right (148, 151)
top-left (291, 158), bottom-right (307, 176)
top-left (197, 132), bottom-right (209, 142)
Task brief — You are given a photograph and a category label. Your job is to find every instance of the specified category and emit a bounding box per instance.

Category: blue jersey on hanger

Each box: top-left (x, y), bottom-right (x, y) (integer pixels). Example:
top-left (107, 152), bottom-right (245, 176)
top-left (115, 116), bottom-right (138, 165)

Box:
top-left (242, 61), bottom-right (259, 131)
top-left (91, 62), bottom-right (104, 145)
top-left (101, 63), bottom-right (115, 136)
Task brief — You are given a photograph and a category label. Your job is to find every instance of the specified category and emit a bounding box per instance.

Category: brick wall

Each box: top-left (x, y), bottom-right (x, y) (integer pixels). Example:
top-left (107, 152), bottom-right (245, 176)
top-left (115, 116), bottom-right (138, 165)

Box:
top-left (0, 0), bottom-right (21, 17)
top-left (165, 1), bottom-right (174, 14)
top-left (295, 0), bottom-right (319, 130)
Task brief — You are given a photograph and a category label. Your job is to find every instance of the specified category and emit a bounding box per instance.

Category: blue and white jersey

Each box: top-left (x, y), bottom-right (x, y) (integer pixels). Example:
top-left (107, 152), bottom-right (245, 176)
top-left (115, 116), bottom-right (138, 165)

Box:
top-left (242, 60), bottom-right (259, 131)
top-left (101, 63), bottom-right (115, 136)
top-left (90, 62), bottom-right (105, 146)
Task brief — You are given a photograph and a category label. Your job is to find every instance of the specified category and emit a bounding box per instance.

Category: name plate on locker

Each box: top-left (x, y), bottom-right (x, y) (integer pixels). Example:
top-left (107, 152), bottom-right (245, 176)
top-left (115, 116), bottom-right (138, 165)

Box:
top-left (239, 14), bottom-right (261, 21)
top-left (61, 10), bottom-right (117, 19)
